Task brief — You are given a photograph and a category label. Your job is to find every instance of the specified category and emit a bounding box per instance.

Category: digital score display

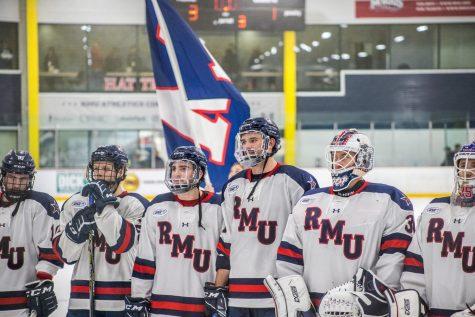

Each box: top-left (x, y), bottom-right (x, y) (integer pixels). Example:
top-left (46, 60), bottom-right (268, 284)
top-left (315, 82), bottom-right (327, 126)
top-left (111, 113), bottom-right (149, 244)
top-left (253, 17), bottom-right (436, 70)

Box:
top-left (173, 0), bottom-right (305, 31)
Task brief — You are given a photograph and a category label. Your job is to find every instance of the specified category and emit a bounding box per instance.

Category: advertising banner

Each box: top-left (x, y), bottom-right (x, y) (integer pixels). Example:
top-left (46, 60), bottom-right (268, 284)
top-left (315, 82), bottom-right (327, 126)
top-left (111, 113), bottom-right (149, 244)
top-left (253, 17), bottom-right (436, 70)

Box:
top-left (356, 0), bottom-right (475, 18)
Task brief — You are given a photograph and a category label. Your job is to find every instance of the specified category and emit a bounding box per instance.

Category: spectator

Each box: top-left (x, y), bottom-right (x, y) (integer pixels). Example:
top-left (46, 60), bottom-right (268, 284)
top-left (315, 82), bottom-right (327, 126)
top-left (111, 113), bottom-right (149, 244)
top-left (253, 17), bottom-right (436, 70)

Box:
top-left (43, 46), bottom-right (60, 72)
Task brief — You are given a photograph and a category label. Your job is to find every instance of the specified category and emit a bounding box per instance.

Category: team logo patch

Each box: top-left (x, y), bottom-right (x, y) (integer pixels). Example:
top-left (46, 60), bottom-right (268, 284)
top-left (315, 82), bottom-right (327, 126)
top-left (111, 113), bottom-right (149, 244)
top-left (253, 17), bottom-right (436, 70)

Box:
top-left (153, 208), bottom-right (168, 217)
top-left (228, 184), bottom-right (239, 194)
top-left (71, 200), bottom-right (86, 210)
top-left (300, 197), bottom-right (314, 205)
top-left (400, 196), bottom-right (412, 207)
top-left (424, 206), bottom-right (441, 214)
top-left (307, 178), bottom-right (317, 190)
top-left (333, 174), bottom-right (349, 188)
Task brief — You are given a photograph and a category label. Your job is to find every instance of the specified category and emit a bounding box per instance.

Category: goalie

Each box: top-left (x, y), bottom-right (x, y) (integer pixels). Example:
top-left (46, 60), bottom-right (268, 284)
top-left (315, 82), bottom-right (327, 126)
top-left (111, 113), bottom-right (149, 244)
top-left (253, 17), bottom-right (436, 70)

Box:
top-left (266, 129), bottom-right (416, 317)
top-left (400, 141), bottom-right (475, 316)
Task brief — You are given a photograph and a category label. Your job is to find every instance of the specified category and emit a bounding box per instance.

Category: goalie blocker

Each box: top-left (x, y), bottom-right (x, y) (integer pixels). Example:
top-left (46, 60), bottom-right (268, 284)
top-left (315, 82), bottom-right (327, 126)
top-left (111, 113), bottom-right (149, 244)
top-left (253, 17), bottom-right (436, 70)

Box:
top-left (265, 269), bottom-right (427, 317)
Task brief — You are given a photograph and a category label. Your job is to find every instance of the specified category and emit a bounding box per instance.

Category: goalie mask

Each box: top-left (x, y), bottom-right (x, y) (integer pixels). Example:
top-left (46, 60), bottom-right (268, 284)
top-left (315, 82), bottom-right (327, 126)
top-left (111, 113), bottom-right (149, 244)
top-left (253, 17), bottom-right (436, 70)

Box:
top-left (325, 129), bottom-right (374, 192)
top-left (452, 141), bottom-right (475, 207)
top-left (0, 150), bottom-right (36, 202)
top-left (87, 145), bottom-right (128, 188)
top-left (234, 117), bottom-right (281, 168)
top-left (165, 146), bottom-right (207, 194)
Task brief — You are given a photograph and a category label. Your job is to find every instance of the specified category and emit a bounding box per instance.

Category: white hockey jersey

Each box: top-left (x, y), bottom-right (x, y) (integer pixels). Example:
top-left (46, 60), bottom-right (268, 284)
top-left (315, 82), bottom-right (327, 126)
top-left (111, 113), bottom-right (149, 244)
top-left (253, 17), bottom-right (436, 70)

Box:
top-left (0, 191), bottom-right (63, 317)
top-left (400, 197), bottom-right (475, 316)
top-left (131, 191), bottom-right (223, 317)
top-left (52, 191), bottom-right (148, 313)
top-left (219, 164), bottom-right (318, 308)
top-left (277, 182), bottom-right (414, 309)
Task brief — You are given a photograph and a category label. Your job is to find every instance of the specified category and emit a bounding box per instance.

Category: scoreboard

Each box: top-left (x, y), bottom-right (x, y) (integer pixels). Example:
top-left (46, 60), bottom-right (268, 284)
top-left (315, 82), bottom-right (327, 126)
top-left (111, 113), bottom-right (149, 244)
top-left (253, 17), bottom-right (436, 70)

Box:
top-left (173, 0), bottom-right (305, 31)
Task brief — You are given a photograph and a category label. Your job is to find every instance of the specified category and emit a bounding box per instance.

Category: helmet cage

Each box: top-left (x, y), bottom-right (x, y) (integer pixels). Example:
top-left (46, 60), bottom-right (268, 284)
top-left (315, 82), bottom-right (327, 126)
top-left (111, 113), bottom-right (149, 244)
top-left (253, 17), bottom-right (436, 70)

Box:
top-left (234, 130), bottom-right (270, 168)
top-left (325, 144), bottom-right (374, 175)
top-left (87, 147), bottom-right (128, 186)
top-left (165, 159), bottom-right (202, 194)
top-left (452, 151), bottom-right (475, 205)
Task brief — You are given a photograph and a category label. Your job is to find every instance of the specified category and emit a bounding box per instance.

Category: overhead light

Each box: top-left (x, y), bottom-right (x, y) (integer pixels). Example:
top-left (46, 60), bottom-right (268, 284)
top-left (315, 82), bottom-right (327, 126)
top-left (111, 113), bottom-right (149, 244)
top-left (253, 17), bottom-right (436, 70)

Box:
top-left (416, 25), bottom-right (429, 32)
top-left (294, 46), bottom-right (301, 53)
top-left (321, 32), bottom-right (332, 39)
top-left (341, 53), bottom-right (350, 60)
top-left (264, 51), bottom-right (271, 57)
top-left (375, 44), bottom-right (386, 50)
top-left (357, 51), bottom-right (368, 58)
top-left (271, 47), bottom-right (277, 55)
top-left (331, 54), bottom-right (340, 60)
top-left (312, 41), bottom-right (320, 47)
top-left (394, 35), bottom-right (405, 43)
top-left (300, 43), bottom-right (312, 52)
top-left (340, 24), bottom-right (348, 28)
top-left (278, 41), bottom-right (283, 47)
top-left (259, 54), bottom-right (264, 59)
top-left (254, 58), bottom-right (260, 64)
top-left (322, 56), bottom-right (329, 62)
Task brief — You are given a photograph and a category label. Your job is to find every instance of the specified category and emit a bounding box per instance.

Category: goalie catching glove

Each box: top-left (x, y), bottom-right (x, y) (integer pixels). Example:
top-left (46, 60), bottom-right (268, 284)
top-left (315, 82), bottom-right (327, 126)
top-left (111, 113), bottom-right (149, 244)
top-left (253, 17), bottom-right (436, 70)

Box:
top-left (319, 268), bottom-right (427, 317)
top-left (264, 275), bottom-right (316, 317)
top-left (25, 280), bottom-right (58, 317)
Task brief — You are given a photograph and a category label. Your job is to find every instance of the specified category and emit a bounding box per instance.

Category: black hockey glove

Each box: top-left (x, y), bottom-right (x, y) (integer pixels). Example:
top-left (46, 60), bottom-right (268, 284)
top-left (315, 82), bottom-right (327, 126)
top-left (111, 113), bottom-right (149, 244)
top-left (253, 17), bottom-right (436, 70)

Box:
top-left (65, 206), bottom-right (96, 244)
top-left (81, 180), bottom-right (119, 213)
top-left (204, 282), bottom-right (228, 317)
top-left (25, 280), bottom-right (58, 317)
top-left (125, 296), bottom-right (150, 317)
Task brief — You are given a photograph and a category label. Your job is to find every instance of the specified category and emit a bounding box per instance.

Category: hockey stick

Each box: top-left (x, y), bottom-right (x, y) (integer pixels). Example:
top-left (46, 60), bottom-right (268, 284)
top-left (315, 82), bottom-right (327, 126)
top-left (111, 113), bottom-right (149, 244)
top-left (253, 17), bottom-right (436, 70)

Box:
top-left (88, 195), bottom-right (95, 317)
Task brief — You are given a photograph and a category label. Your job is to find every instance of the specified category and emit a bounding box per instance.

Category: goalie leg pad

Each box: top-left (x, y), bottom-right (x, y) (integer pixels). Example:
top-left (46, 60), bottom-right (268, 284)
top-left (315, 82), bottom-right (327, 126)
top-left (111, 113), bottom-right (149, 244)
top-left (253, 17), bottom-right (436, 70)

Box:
top-left (264, 275), bottom-right (315, 317)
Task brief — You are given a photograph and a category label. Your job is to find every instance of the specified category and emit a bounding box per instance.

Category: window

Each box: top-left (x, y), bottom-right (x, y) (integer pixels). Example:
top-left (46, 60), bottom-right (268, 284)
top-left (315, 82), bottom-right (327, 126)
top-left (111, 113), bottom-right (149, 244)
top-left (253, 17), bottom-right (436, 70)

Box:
top-left (440, 24), bottom-right (475, 68)
top-left (341, 25), bottom-right (389, 70)
top-left (39, 24), bottom-right (87, 92)
top-left (390, 24), bottom-right (437, 69)
top-left (0, 22), bottom-right (18, 69)
top-left (0, 131), bottom-right (17, 152)
top-left (58, 131), bottom-right (89, 168)
top-left (236, 31), bottom-right (283, 92)
top-left (297, 25), bottom-right (340, 91)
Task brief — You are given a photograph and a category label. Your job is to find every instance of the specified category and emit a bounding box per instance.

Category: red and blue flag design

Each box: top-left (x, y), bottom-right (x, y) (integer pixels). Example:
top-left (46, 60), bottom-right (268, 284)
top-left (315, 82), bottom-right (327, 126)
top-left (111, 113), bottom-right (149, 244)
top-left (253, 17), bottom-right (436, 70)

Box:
top-left (145, 0), bottom-right (250, 190)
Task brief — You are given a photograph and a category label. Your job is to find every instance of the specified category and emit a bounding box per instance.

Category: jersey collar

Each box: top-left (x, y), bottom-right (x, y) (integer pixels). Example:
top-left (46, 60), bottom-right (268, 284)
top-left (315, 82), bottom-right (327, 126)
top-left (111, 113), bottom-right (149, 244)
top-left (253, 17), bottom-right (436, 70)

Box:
top-left (246, 162), bottom-right (281, 182)
top-left (330, 180), bottom-right (368, 197)
top-left (174, 191), bottom-right (213, 207)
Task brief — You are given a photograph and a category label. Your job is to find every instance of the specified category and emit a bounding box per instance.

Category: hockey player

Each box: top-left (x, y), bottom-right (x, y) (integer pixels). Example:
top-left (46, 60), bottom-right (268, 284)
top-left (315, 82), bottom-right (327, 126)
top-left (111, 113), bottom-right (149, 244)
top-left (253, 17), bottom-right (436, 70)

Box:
top-left (0, 150), bottom-right (63, 317)
top-left (272, 129), bottom-right (414, 313)
top-left (52, 145), bottom-right (148, 316)
top-left (211, 117), bottom-right (318, 317)
top-left (126, 146), bottom-right (223, 317)
top-left (400, 141), bottom-right (475, 316)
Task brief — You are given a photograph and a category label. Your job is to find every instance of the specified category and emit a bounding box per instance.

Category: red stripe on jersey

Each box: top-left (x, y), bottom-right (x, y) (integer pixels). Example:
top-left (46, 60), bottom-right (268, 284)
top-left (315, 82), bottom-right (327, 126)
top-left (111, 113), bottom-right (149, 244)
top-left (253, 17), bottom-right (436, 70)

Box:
top-left (37, 271), bottom-right (53, 280)
top-left (71, 286), bottom-right (89, 293)
top-left (71, 285), bottom-right (130, 295)
top-left (277, 246), bottom-right (303, 259)
top-left (115, 220), bottom-right (133, 254)
top-left (404, 257), bottom-right (423, 267)
top-left (217, 242), bottom-right (230, 256)
top-left (151, 301), bottom-right (205, 312)
top-left (0, 297), bottom-right (27, 305)
top-left (229, 284), bottom-right (269, 293)
top-left (96, 287), bottom-right (131, 295)
top-left (311, 298), bottom-right (321, 306)
top-left (40, 253), bottom-right (60, 261)
top-left (381, 239), bottom-right (410, 250)
top-left (133, 263), bottom-right (156, 275)
top-left (51, 236), bottom-right (65, 264)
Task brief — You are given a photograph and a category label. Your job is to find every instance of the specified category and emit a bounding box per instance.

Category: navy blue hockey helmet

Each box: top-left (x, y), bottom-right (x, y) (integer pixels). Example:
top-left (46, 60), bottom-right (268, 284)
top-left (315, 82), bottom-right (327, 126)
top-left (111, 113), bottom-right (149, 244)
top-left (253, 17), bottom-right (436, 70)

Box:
top-left (165, 146), bottom-right (207, 194)
top-left (87, 145), bottom-right (128, 184)
top-left (235, 117), bottom-right (281, 167)
top-left (0, 150), bottom-right (36, 201)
